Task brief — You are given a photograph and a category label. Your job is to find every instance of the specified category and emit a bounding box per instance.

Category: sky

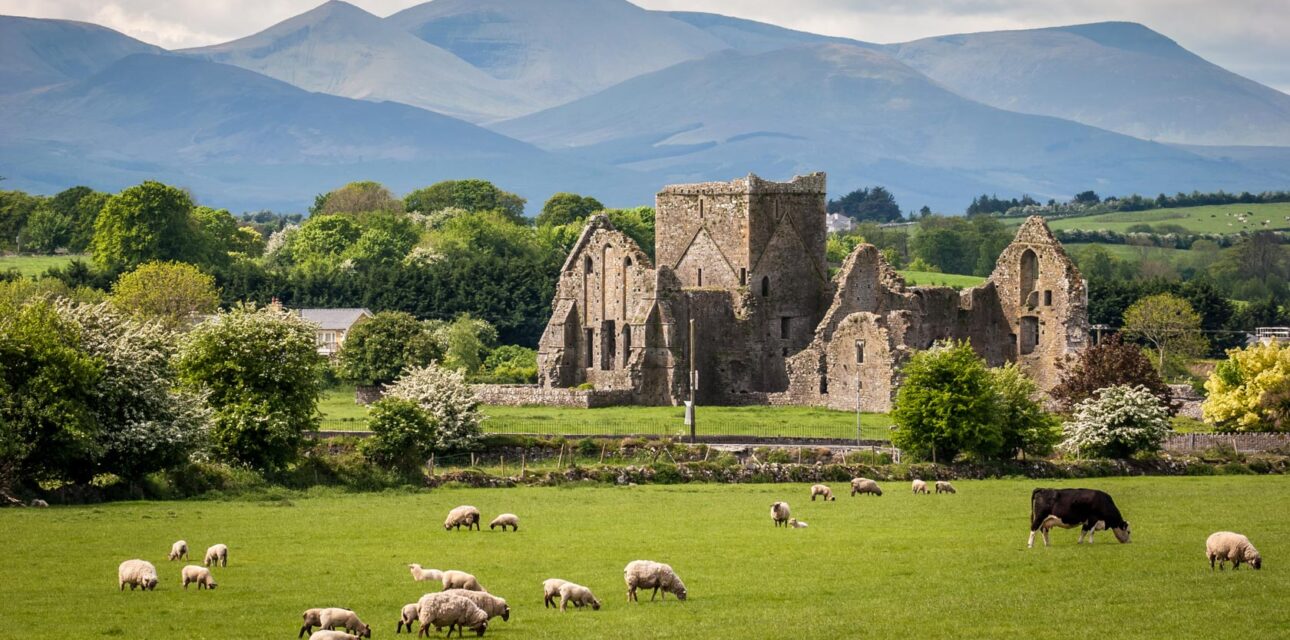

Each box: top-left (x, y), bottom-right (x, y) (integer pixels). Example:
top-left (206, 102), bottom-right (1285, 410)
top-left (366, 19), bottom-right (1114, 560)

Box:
top-left (3, 0), bottom-right (1287, 93)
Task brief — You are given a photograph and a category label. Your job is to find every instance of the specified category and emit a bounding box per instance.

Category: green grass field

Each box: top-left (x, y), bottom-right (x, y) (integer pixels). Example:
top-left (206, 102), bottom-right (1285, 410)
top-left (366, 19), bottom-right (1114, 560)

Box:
top-left (896, 270), bottom-right (987, 288)
top-left (1034, 203), bottom-right (1290, 234)
top-left (0, 254), bottom-right (82, 277)
top-left (2, 477), bottom-right (1284, 639)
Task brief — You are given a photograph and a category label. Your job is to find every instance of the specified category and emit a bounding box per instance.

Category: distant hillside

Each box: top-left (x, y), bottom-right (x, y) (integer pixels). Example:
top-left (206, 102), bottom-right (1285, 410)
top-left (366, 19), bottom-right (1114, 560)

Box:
top-left (0, 15), bottom-right (161, 93)
top-left (664, 11), bottom-right (874, 53)
top-left (888, 22), bottom-right (1290, 146)
top-left (1026, 203), bottom-right (1290, 234)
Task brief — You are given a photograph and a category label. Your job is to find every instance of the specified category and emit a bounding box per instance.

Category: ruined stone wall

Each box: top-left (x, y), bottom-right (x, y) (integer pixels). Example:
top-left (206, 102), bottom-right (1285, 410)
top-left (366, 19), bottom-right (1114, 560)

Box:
top-left (473, 384), bottom-right (635, 408)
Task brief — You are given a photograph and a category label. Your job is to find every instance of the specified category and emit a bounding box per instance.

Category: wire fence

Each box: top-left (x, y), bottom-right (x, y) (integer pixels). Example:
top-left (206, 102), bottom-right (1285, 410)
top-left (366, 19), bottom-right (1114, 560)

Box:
top-left (317, 416), bottom-right (894, 442)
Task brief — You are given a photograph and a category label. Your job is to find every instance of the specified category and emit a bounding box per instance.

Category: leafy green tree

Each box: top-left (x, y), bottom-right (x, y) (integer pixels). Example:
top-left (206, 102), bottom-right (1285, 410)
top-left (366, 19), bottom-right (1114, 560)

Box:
top-left (1203, 340), bottom-right (1290, 431)
top-left (604, 207), bottom-right (655, 258)
top-left (111, 261), bottom-right (220, 330)
top-left (404, 179), bottom-right (526, 221)
top-left (47, 186), bottom-right (109, 253)
top-left (176, 304), bottom-right (322, 470)
top-left (1123, 293), bottom-right (1207, 372)
top-left (360, 398), bottom-right (438, 475)
top-left (891, 341), bottom-right (1001, 462)
top-left (1072, 190), bottom-right (1101, 205)
top-left (1051, 334), bottom-right (1174, 413)
top-left (991, 363), bottom-right (1061, 457)
top-left (481, 344), bottom-right (538, 383)
top-left (191, 206), bottom-right (243, 267)
top-left (91, 181), bottom-right (198, 274)
top-left (0, 190), bottom-right (44, 251)
top-left (335, 311), bottom-right (441, 386)
top-left (289, 214), bottom-right (361, 263)
top-left (432, 313), bottom-right (498, 375)
top-left (317, 181), bottom-right (402, 216)
top-left (536, 192), bottom-right (604, 227)
top-left (22, 204), bottom-right (74, 254)
top-left (827, 186), bottom-right (901, 222)
top-left (1061, 385), bottom-right (1170, 458)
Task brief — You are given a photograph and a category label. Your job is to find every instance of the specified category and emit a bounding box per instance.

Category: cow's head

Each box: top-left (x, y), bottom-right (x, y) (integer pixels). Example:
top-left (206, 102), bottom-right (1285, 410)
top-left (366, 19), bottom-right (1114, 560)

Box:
top-left (1112, 523), bottom-right (1131, 543)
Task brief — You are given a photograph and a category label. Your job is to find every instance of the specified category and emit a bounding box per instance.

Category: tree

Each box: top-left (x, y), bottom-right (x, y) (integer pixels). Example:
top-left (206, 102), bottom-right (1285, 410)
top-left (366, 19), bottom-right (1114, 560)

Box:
top-left (110, 261), bottom-right (220, 330)
top-left (382, 364), bottom-right (482, 451)
top-left (432, 314), bottom-right (498, 375)
top-left (1202, 341), bottom-right (1290, 431)
top-left (47, 186), bottom-right (109, 253)
top-left (891, 341), bottom-right (1001, 462)
top-left (403, 179), bottom-right (526, 221)
top-left (1123, 293), bottom-right (1208, 372)
top-left (1051, 334), bottom-right (1175, 413)
top-left (1072, 190), bottom-right (1101, 205)
top-left (480, 345), bottom-right (538, 383)
top-left (335, 311), bottom-right (441, 386)
top-left (289, 214), bottom-right (361, 263)
top-left (317, 181), bottom-right (402, 216)
top-left (360, 398), bottom-right (438, 475)
top-left (1061, 385), bottom-right (1171, 458)
top-left (827, 186), bottom-right (901, 222)
top-left (536, 192), bottom-right (604, 227)
top-left (176, 304), bottom-right (322, 470)
top-left (0, 190), bottom-right (43, 251)
top-left (991, 363), bottom-right (1061, 458)
top-left (91, 181), bottom-right (198, 274)
top-left (22, 204), bottom-right (74, 254)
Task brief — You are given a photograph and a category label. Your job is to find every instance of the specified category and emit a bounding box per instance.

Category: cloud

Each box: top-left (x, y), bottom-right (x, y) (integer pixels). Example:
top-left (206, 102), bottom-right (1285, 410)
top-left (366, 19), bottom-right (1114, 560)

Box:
top-left (1, 0), bottom-right (1286, 91)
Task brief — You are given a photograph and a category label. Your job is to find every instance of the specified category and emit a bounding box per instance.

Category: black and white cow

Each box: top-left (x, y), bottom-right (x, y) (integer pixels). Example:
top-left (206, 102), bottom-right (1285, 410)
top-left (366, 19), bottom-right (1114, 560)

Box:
top-left (1028, 488), bottom-right (1131, 548)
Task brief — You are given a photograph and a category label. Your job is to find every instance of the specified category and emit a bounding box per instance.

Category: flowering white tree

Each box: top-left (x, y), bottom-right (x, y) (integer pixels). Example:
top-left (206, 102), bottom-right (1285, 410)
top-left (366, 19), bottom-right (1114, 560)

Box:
top-left (383, 364), bottom-right (482, 451)
top-left (1061, 384), bottom-right (1171, 459)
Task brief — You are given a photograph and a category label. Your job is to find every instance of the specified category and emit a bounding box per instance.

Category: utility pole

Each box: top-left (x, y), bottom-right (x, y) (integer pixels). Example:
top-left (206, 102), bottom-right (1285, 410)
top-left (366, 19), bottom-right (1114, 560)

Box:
top-left (687, 318), bottom-right (697, 444)
top-left (855, 374), bottom-right (863, 446)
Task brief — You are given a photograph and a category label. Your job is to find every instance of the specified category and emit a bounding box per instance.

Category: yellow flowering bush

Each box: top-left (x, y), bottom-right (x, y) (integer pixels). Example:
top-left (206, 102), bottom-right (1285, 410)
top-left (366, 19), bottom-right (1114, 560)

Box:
top-left (1202, 341), bottom-right (1290, 431)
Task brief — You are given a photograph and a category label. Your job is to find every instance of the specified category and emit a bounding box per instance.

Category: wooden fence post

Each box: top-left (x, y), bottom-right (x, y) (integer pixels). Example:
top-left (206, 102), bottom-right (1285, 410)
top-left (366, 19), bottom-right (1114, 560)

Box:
top-left (520, 452), bottom-right (526, 479)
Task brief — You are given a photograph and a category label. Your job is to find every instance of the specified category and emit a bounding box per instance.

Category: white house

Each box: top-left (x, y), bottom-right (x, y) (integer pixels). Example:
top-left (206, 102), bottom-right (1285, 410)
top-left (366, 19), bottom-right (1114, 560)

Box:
top-left (297, 308), bottom-right (373, 357)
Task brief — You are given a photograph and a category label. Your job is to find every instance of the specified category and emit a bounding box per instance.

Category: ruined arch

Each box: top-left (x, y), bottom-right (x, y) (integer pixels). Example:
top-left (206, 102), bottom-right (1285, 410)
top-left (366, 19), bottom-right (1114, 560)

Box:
top-left (1020, 249), bottom-right (1038, 307)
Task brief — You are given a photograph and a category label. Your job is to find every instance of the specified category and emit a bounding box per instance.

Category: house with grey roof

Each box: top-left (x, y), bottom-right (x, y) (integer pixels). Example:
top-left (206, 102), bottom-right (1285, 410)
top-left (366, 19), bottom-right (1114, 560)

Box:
top-left (297, 308), bottom-right (373, 357)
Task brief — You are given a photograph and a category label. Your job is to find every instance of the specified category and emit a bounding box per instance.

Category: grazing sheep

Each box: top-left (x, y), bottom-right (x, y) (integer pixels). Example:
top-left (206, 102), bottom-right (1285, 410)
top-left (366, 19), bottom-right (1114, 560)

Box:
top-left (444, 505), bottom-right (482, 531)
top-left (203, 543), bottom-right (228, 568)
top-left (935, 481), bottom-right (956, 494)
top-left (809, 484), bottom-right (835, 501)
top-left (488, 513), bottom-right (519, 531)
top-left (319, 608), bottom-right (371, 638)
top-left (417, 592), bottom-right (489, 638)
top-left (912, 479), bottom-right (929, 494)
top-left (442, 569), bottom-right (486, 592)
top-left (557, 582), bottom-right (601, 611)
top-left (309, 632), bottom-right (362, 640)
top-left (301, 609), bottom-right (324, 638)
top-left (398, 603), bottom-right (420, 634)
top-left (543, 579), bottom-right (570, 608)
top-left (623, 560), bottom-right (687, 602)
top-left (443, 589), bottom-right (510, 621)
top-left (1206, 532), bottom-right (1262, 571)
top-left (181, 565), bottom-right (217, 590)
top-left (409, 563), bottom-right (444, 583)
top-left (168, 540), bottom-right (189, 561)
top-left (850, 477), bottom-right (882, 497)
top-left (788, 518), bottom-right (808, 529)
top-left (29, 499), bottom-right (48, 507)
top-left (771, 501), bottom-right (791, 527)
top-left (118, 559), bottom-right (158, 591)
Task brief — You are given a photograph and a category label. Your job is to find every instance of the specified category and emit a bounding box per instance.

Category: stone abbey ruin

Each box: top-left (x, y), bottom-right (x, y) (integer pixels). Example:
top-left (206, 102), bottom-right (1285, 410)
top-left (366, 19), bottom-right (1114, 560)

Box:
top-left (534, 173), bottom-right (1088, 412)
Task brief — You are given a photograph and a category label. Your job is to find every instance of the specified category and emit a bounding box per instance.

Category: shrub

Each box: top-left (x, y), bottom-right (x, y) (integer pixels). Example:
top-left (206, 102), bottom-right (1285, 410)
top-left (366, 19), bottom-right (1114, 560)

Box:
top-left (383, 364), bottom-right (483, 452)
top-left (1052, 334), bottom-right (1175, 413)
top-left (361, 398), bottom-right (438, 475)
top-left (1061, 385), bottom-right (1171, 458)
top-left (891, 341), bottom-right (1001, 462)
top-left (991, 362), bottom-right (1061, 458)
top-left (1202, 340), bottom-right (1290, 431)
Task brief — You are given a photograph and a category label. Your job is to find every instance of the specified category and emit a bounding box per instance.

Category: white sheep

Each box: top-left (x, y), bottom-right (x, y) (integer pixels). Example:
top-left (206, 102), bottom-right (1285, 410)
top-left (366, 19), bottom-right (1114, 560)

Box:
top-left (935, 480), bottom-right (956, 494)
top-left (417, 592), bottom-right (489, 638)
top-left (319, 608), bottom-right (371, 638)
top-left (850, 477), bottom-right (882, 497)
top-left (444, 505), bottom-right (482, 531)
top-left (912, 479), bottom-right (929, 494)
top-left (771, 501), bottom-right (791, 527)
top-left (809, 484), bottom-right (835, 501)
top-left (543, 578), bottom-right (570, 608)
top-left (409, 563), bottom-right (444, 582)
top-left (30, 498), bottom-right (48, 507)
top-left (397, 603), bottom-right (420, 634)
top-left (442, 589), bottom-right (510, 621)
top-left (300, 608), bottom-right (327, 638)
top-left (488, 513), bottom-right (519, 531)
top-left (118, 559), bottom-right (158, 591)
top-left (309, 632), bottom-right (362, 640)
top-left (442, 569), bottom-right (487, 592)
top-left (203, 543), bottom-right (228, 567)
top-left (1206, 531), bottom-right (1263, 571)
top-left (624, 560), bottom-right (687, 602)
top-left (788, 518), bottom-right (808, 529)
top-left (168, 540), bottom-right (189, 561)
top-left (557, 582), bottom-right (601, 611)
top-left (181, 564), bottom-right (217, 590)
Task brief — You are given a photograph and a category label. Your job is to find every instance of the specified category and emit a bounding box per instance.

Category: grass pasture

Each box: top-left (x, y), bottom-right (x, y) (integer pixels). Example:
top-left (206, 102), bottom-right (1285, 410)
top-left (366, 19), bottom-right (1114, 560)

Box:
top-left (1, 477), bottom-right (1285, 639)
top-left (896, 270), bottom-right (987, 288)
top-left (1036, 203), bottom-right (1290, 234)
top-left (0, 253), bottom-right (80, 277)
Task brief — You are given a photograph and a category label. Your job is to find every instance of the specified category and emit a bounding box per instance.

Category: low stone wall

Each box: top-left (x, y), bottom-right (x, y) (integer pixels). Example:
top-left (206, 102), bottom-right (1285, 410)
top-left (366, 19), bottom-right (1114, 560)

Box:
top-left (1168, 384), bottom-right (1204, 420)
top-left (1162, 432), bottom-right (1290, 453)
top-left (472, 384), bottom-right (635, 408)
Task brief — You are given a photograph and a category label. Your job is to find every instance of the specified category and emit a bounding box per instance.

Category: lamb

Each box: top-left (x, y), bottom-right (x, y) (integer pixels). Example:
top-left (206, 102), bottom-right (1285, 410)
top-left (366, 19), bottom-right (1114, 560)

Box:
top-left (809, 484), bottom-right (835, 501)
top-left (319, 607), bottom-right (372, 638)
top-left (417, 591), bottom-right (489, 637)
top-left (181, 564), bottom-right (217, 590)
top-left (118, 559), bottom-right (158, 591)
top-left (409, 563), bottom-right (444, 583)
top-left (788, 518), bottom-right (808, 529)
top-left (442, 589), bottom-right (511, 621)
top-left (309, 632), bottom-right (363, 640)
top-left (935, 481), bottom-right (956, 494)
top-left (168, 540), bottom-right (189, 561)
top-left (624, 560), bottom-right (687, 602)
top-left (543, 579), bottom-right (570, 608)
top-left (1206, 532), bottom-right (1262, 570)
top-left (912, 479), bottom-right (929, 494)
top-left (850, 477), bottom-right (882, 497)
top-left (488, 513), bottom-right (519, 531)
top-left (557, 582), bottom-right (601, 611)
top-left (444, 505), bottom-right (482, 531)
top-left (442, 569), bottom-right (486, 592)
top-left (203, 543), bottom-right (228, 567)
top-left (397, 603), bottom-right (420, 634)
top-left (300, 608), bottom-right (324, 638)
top-left (770, 501), bottom-right (791, 527)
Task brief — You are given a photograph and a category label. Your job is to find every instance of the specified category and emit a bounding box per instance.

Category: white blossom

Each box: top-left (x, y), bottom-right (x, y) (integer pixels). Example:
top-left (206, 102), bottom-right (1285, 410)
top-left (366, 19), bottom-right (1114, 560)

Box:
top-left (1060, 384), bottom-right (1170, 458)
top-left (383, 364), bottom-right (483, 451)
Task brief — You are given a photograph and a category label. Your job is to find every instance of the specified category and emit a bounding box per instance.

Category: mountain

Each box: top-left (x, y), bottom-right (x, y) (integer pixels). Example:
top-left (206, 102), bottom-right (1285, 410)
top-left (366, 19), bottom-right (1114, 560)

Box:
top-left (887, 22), bottom-right (1290, 146)
top-left (388, 0), bottom-right (729, 110)
top-left (0, 53), bottom-right (649, 211)
top-left (180, 0), bottom-right (529, 123)
top-left (496, 44), bottom-right (1290, 211)
top-left (0, 15), bottom-right (161, 93)
top-left (664, 11), bottom-right (875, 54)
